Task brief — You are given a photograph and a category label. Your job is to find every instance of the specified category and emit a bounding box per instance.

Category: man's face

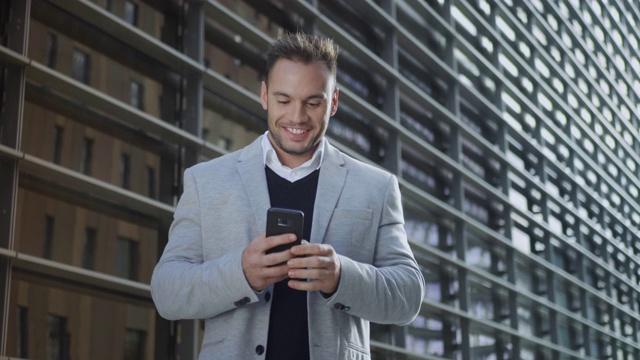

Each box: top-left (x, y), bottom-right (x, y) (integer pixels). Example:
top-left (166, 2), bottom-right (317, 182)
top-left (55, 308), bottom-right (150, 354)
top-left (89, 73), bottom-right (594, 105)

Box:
top-left (261, 59), bottom-right (339, 168)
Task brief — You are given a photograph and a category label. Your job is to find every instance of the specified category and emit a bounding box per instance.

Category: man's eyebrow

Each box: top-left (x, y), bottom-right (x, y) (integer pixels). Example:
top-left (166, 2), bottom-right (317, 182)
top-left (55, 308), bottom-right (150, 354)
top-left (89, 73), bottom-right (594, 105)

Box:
top-left (272, 91), bottom-right (291, 97)
top-left (272, 91), bottom-right (325, 101)
top-left (305, 94), bottom-right (326, 100)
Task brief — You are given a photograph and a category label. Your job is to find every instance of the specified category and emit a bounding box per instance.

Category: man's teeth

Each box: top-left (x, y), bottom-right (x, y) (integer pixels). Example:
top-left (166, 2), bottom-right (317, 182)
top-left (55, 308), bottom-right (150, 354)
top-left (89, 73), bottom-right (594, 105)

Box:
top-left (288, 128), bottom-right (306, 135)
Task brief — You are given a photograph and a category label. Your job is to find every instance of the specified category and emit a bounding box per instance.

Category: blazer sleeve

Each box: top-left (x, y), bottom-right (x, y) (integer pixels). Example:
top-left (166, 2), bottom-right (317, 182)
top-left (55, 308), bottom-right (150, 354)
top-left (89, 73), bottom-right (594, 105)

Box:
top-left (150, 168), bottom-right (258, 320)
top-left (324, 175), bottom-right (426, 325)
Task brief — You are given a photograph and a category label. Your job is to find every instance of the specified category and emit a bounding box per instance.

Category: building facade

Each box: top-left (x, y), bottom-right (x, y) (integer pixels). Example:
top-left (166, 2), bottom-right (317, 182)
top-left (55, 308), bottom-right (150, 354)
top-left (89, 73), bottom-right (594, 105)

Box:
top-left (1, 0), bottom-right (639, 359)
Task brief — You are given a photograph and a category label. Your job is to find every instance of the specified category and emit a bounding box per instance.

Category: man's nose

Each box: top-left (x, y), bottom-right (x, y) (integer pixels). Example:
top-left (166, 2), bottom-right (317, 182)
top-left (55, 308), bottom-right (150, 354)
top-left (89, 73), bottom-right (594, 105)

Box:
top-left (290, 103), bottom-right (307, 122)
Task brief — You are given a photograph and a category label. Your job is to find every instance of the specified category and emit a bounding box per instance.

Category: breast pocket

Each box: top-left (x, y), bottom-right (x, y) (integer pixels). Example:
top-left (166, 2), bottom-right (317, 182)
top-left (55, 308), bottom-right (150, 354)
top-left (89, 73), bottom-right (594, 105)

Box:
top-left (324, 209), bottom-right (374, 263)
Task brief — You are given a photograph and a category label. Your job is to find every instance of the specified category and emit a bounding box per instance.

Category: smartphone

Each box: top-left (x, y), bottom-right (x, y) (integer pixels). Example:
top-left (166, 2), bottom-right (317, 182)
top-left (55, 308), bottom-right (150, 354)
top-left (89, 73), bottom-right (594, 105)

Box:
top-left (265, 207), bottom-right (304, 254)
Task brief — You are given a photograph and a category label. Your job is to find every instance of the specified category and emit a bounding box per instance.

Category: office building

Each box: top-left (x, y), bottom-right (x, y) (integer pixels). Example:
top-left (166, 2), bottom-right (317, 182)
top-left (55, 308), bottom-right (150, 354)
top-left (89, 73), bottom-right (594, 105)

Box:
top-left (1, 0), bottom-right (639, 359)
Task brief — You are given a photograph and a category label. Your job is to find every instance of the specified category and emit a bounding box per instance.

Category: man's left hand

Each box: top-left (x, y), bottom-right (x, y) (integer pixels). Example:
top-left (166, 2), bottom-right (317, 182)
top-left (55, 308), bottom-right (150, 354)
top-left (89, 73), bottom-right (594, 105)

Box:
top-left (287, 241), bottom-right (341, 294)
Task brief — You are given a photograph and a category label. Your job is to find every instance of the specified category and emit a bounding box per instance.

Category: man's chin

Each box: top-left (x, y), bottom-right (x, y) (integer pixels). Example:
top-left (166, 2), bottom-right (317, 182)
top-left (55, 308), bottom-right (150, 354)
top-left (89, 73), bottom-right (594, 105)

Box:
top-left (282, 147), bottom-right (312, 157)
top-left (279, 140), bottom-right (317, 155)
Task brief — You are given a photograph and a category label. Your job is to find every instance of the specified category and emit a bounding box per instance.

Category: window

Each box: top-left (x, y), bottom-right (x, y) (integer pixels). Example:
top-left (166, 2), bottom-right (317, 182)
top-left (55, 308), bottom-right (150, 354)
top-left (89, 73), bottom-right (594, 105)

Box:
top-left (218, 137), bottom-right (232, 151)
top-left (120, 154), bottom-right (131, 189)
top-left (80, 137), bottom-right (93, 175)
top-left (47, 315), bottom-right (69, 360)
top-left (45, 33), bottom-right (57, 68)
top-left (72, 48), bottom-right (91, 84)
top-left (53, 126), bottom-right (64, 165)
top-left (124, 1), bottom-right (138, 26)
top-left (130, 79), bottom-right (144, 110)
top-left (124, 329), bottom-right (146, 360)
top-left (44, 216), bottom-right (54, 259)
top-left (82, 228), bottom-right (96, 270)
top-left (16, 306), bottom-right (28, 358)
top-left (116, 237), bottom-right (139, 280)
top-left (534, 308), bottom-right (551, 340)
top-left (147, 166), bottom-right (156, 199)
top-left (517, 300), bottom-right (534, 336)
top-left (402, 312), bottom-right (460, 358)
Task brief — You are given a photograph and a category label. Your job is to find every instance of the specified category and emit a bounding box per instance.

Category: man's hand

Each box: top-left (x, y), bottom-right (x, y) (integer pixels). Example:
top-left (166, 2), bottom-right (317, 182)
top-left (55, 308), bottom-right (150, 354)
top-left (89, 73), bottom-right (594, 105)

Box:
top-left (242, 233), bottom-right (298, 291)
top-left (287, 242), bottom-right (341, 294)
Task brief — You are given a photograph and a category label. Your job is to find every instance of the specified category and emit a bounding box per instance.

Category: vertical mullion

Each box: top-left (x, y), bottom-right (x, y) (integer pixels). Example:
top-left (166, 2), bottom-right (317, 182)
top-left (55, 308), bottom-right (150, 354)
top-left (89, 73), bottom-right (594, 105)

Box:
top-left (0, 0), bottom-right (30, 355)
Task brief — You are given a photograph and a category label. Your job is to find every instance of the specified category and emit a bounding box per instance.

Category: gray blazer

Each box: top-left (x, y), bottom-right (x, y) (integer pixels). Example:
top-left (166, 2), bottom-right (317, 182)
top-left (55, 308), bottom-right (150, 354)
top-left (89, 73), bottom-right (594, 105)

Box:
top-left (151, 135), bottom-right (425, 359)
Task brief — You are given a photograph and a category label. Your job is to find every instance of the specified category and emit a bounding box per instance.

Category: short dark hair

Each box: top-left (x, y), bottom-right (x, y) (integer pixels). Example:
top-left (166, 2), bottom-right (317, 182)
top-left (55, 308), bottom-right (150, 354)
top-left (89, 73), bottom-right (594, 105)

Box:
top-left (264, 32), bottom-right (340, 83)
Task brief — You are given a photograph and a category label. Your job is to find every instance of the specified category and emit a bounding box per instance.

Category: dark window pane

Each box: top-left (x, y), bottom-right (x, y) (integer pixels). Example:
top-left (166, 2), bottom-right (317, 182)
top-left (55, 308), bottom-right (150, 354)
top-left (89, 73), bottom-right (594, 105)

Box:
top-left (71, 48), bottom-right (90, 84)
top-left (80, 137), bottom-right (93, 175)
top-left (17, 306), bottom-right (29, 358)
top-left (47, 315), bottom-right (69, 360)
top-left (45, 33), bottom-right (57, 68)
top-left (124, 329), bottom-right (146, 360)
top-left (130, 80), bottom-right (144, 110)
top-left (116, 237), bottom-right (139, 280)
top-left (53, 126), bottom-right (64, 165)
top-left (147, 166), bottom-right (156, 199)
top-left (120, 154), bottom-right (131, 189)
top-left (124, 1), bottom-right (138, 26)
top-left (44, 216), bottom-right (54, 259)
top-left (82, 228), bottom-right (96, 270)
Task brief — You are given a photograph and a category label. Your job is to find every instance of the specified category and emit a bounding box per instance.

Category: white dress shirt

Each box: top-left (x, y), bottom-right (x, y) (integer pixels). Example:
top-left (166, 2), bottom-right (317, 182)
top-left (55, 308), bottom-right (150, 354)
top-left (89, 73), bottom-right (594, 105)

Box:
top-left (261, 132), bottom-right (326, 182)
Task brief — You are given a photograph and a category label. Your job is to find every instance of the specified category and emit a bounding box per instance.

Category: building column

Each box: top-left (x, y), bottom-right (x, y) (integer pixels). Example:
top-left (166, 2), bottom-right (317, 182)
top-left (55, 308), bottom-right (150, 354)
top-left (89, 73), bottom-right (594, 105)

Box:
top-left (0, 0), bottom-right (30, 355)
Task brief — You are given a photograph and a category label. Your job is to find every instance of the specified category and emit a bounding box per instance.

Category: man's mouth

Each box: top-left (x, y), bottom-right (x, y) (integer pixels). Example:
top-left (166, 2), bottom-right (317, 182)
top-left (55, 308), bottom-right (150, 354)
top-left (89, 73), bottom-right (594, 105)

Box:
top-left (287, 128), bottom-right (307, 135)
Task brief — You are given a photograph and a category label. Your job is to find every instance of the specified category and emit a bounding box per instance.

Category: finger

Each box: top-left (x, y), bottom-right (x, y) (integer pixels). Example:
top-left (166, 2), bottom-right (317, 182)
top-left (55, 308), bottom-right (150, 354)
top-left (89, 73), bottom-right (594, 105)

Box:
top-left (265, 233), bottom-right (298, 250)
top-left (248, 233), bottom-right (277, 257)
top-left (258, 261), bottom-right (291, 278)
top-left (265, 261), bottom-right (291, 274)
top-left (290, 242), bottom-right (324, 256)
top-left (244, 260), bottom-right (290, 291)
top-left (287, 278), bottom-right (319, 291)
top-left (265, 250), bottom-right (296, 267)
top-left (288, 253), bottom-right (332, 269)
top-left (288, 268), bottom-right (310, 280)
top-left (288, 267), bottom-right (329, 280)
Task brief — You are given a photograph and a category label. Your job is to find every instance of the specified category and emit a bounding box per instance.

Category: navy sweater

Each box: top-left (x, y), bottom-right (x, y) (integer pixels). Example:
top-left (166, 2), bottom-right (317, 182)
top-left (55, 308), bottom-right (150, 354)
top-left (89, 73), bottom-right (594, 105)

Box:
top-left (265, 166), bottom-right (319, 360)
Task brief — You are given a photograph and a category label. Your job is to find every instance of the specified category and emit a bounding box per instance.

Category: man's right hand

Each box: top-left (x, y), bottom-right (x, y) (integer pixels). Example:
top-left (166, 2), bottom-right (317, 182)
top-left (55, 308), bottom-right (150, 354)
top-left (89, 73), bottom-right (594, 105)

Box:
top-left (241, 233), bottom-right (298, 291)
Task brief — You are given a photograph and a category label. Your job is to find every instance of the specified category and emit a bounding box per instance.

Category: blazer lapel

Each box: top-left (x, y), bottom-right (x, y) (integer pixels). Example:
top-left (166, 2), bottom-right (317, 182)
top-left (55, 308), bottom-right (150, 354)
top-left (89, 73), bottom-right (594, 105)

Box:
top-left (311, 143), bottom-right (347, 244)
top-left (236, 137), bottom-right (271, 231)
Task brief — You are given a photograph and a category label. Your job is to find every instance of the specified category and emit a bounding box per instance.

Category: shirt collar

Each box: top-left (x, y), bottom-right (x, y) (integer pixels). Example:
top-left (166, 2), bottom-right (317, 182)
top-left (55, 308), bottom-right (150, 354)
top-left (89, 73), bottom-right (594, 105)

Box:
top-left (261, 132), bottom-right (325, 182)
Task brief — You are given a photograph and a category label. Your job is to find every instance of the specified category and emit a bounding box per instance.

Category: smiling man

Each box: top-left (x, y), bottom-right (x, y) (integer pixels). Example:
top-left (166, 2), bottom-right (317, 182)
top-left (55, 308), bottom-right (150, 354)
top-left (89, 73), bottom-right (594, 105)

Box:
top-left (151, 33), bottom-right (425, 360)
top-left (262, 53), bottom-right (338, 169)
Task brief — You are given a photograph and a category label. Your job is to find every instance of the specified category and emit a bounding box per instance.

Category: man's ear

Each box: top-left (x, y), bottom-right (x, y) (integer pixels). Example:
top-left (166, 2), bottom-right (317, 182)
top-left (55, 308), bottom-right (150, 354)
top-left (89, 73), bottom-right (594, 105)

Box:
top-left (330, 87), bottom-right (340, 116)
top-left (260, 81), bottom-right (268, 111)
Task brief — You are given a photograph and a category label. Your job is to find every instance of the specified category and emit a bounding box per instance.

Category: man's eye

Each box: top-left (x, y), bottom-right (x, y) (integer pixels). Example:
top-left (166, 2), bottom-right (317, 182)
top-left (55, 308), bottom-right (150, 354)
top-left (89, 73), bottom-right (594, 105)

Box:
top-left (277, 100), bottom-right (290, 104)
top-left (308, 102), bottom-right (320, 107)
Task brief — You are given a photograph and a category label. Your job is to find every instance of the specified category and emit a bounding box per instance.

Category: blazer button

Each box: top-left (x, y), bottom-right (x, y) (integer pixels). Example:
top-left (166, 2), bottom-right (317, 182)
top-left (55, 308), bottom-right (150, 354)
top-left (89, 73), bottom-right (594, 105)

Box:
top-left (233, 297), bottom-right (250, 307)
top-left (255, 345), bottom-right (265, 355)
top-left (265, 291), bottom-right (271, 302)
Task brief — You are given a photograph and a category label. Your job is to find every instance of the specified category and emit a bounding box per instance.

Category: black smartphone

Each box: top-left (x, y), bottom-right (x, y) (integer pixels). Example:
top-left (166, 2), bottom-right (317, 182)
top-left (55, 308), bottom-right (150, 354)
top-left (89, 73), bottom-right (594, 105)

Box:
top-left (265, 207), bottom-right (304, 254)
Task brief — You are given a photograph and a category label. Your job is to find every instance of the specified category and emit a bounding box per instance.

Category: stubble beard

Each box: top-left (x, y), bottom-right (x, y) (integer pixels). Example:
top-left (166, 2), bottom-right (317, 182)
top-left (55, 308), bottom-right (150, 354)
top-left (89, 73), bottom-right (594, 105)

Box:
top-left (268, 120), bottom-right (325, 157)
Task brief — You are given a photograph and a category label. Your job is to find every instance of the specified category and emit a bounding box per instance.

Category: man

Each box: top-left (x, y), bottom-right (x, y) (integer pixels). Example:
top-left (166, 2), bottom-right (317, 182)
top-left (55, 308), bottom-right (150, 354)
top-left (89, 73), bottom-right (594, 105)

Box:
top-left (151, 32), bottom-right (425, 360)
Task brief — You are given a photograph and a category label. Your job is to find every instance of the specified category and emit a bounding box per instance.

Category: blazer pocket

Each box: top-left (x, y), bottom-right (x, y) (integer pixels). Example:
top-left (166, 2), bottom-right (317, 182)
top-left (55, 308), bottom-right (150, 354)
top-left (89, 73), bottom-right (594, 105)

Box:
top-left (200, 337), bottom-right (225, 358)
top-left (325, 209), bottom-right (374, 263)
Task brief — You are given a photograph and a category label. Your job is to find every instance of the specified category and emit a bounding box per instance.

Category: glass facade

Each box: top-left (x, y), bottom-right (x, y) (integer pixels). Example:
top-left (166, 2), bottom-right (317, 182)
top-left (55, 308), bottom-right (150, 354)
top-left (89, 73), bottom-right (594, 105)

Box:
top-left (0, 0), bottom-right (639, 359)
